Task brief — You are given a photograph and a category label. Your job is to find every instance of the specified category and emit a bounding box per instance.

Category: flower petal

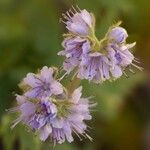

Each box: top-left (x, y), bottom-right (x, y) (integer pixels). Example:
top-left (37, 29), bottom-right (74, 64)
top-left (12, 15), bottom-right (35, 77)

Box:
top-left (23, 73), bottom-right (39, 87)
top-left (52, 118), bottom-right (64, 128)
top-left (20, 102), bottom-right (35, 117)
top-left (81, 9), bottom-right (93, 27)
top-left (24, 88), bottom-right (39, 98)
top-left (41, 66), bottom-right (53, 83)
top-left (71, 86), bottom-right (82, 104)
top-left (63, 123), bottom-right (73, 143)
top-left (108, 27), bottom-right (128, 43)
top-left (111, 65), bottom-right (122, 78)
top-left (51, 81), bottom-right (63, 95)
top-left (39, 124), bottom-right (52, 141)
top-left (16, 95), bottom-right (26, 105)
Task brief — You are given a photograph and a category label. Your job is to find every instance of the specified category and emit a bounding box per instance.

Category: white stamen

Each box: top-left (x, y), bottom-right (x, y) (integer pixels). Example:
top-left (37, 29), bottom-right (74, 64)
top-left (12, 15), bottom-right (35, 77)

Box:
top-left (134, 57), bottom-right (140, 61)
top-left (59, 18), bottom-right (67, 24)
top-left (85, 133), bottom-right (93, 142)
top-left (72, 5), bottom-right (78, 13)
top-left (11, 117), bottom-right (22, 129)
top-left (131, 63), bottom-right (144, 71)
top-left (69, 9), bottom-right (75, 15)
top-left (72, 129), bottom-right (83, 141)
top-left (133, 59), bottom-right (141, 64)
top-left (6, 107), bottom-right (19, 113)
top-left (129, 69), bottom-right (135, 74)
top-left (123, 71), bottom-right (129, 78)
top-left (66, 11), bottom-right (72, 19)
top-left (58, 72), bottom-right (68, 81)
top-left (76, 5), bottom-right (81, 12)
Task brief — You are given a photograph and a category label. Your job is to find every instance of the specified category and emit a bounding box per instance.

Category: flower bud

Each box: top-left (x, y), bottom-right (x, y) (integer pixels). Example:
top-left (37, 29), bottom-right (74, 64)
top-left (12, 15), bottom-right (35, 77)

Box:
top-left (62, 7), bottom-right (95, 36)
top-left (108, 27), bottom-right (128, 43)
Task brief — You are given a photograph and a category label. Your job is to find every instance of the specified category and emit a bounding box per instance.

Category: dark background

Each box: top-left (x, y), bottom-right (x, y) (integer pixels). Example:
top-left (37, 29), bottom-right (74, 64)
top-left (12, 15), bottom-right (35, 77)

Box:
top-left (0, 0), bottom-right (150, 150)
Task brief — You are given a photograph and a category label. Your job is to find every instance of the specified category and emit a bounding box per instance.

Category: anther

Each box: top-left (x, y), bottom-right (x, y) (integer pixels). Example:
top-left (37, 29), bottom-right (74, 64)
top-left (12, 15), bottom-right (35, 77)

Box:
top-left (62, 13), bottom-right (70, 20)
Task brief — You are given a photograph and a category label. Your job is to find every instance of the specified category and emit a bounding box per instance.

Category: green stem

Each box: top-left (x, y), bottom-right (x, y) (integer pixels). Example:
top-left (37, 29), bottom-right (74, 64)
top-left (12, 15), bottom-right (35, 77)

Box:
top-left (67, 76), bottom-right (81, 95)
top-left (88, 29), bottom-right (101, 51)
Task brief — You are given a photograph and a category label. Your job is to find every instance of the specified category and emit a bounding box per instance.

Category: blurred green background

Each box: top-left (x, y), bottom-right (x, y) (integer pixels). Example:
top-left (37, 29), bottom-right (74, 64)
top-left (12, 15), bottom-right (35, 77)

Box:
top-left (0, 0), bottom-right (149, 150)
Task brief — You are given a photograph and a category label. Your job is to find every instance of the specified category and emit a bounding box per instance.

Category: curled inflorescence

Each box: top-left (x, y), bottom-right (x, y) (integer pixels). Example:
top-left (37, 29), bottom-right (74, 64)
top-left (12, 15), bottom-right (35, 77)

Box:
top-left (9, 67), bottom-right (95, 144)
top-left (59, 6), bottom-right (142, 83)
top-left (9, 6), bottom-right (142, 145)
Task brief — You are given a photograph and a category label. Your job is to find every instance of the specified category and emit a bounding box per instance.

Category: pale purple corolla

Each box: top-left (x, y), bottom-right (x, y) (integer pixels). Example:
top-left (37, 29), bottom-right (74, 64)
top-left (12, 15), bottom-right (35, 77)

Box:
top-left (8, 95), bottom-right (36, 129)
top-left (107, 26), bottom-right (142, 78)
top-left (10, 87), bottom-right (94, 144)
top-left (9, 95), bottom-right (57, 139)
top-left (61, 6), bottom-right (95, 36)
top-left (78, 52), bottom-right (110, 83)
top-left (107, 26), bottom-right (128, 43)
top-left (21, 66), bottom-right (63, 98)
top-left (58, 36), bottom-right (91, 74)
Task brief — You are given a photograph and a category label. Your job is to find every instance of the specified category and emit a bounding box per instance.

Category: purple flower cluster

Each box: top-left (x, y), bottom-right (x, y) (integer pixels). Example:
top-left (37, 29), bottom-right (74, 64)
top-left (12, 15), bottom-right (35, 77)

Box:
top-left (9, 7), bottom-right (142, 145)
top-left (59, 7), bottom-right (142, 83)
top-left (10, 66), bottom-right (94, 144)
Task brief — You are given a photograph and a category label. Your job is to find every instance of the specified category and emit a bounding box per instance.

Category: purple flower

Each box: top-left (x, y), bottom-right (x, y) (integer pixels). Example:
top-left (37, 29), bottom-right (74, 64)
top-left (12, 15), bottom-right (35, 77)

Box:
top-left (107, 42), bottom-right (142, 78)
top-left (10, 87), bottom-right (94, 144)
top-left (29, 97), bottom-right (58, 141)
top-left (78, 52), bottom-right (110, 83)
top-left (109, 43), bottom-right (135, 66)
top-left (105, 26), bottom-right (143, 78)
top-left (21, 66), bottom-right (63, 98)
top-left (58, 36), bottom-right (91, 74)
top-left (9, 95), bottom-right (36, 129)
top-left (29, 98), bottom-right (57, 129)
top-left (49, 86), bottom-right (94, 144)
top-left (10, 95), bottom-right (57, 141)
top-left (61, 7), bottom-right (95, 36)
top-left (107, 26), bottom-right (128, 43)
top-left (105, 25), bottom-right (143, 78)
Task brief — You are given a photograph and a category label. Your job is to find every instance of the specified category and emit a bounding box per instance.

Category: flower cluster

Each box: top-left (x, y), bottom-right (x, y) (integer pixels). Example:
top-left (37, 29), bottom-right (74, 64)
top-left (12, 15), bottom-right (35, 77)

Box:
top-left (59, 7), bottom-right (142, 83)
top-left (9, 6), bottom-right (141, 145)
top-left (10, 66), bottom-right (94, 144)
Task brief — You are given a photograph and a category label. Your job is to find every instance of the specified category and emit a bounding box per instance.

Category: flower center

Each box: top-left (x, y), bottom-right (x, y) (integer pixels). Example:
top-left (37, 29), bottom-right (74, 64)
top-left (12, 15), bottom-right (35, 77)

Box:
top-left (88, 31), bottom-right (108, 53)
top-left (52, 99), bottom-right (72, 118)
top-left (42, 83), bottom-right (50, 91)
